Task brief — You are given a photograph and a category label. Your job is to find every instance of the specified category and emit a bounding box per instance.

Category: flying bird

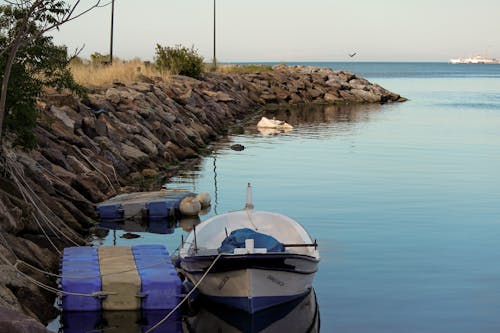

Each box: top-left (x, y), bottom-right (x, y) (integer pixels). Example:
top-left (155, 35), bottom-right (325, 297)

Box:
top-left (348, 52), bottom-right (357, 58)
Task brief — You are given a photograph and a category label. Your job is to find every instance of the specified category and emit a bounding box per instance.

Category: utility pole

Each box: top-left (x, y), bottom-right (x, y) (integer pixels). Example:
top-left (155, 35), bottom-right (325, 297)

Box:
top-left (109, 0), bottom-right (115, 64)
top-left (213, 0), bottom-right (216, 69)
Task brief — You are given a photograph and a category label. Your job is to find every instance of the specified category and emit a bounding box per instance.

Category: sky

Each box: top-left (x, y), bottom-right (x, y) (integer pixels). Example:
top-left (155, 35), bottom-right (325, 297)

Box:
top-left (47, 0), bottom-right (500, 62)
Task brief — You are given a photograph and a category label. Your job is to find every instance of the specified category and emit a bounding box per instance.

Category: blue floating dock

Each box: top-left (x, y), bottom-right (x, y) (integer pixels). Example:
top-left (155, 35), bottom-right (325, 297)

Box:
top-left (60, 245), bottom-right (181, 312)
top-left (96, 203), bottom-right (124, 220)
top-left (61, 247), bottom-right (102, 311)
top-left (132, 245), bottom-right (182, 310)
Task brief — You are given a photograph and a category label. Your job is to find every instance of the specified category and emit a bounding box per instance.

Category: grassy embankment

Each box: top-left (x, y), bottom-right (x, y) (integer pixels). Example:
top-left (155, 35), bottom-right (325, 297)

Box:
top-left (69, 59), bottom-right (272, 86)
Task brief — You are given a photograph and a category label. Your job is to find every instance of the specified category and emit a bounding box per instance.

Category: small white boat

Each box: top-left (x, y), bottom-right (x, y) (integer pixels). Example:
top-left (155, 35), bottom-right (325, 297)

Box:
top-left (178, 184), bottom-right (319, 313)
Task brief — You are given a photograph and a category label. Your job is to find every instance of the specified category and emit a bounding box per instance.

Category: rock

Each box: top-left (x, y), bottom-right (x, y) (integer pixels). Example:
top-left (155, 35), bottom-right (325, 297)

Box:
top-left (215, 92), bottom-right (234, 102)
top-left (141, 169), bottom-right (159, 178)
top-left (71, 173), bottom-right (107, 203)
top-left (0, 306), bottom-right (51, 333)
top-left (50, 105), bottom-right (78, 129)
top-left (307, 88), bottom-right (323, 99)
top-left (202, 90), bottom-right (218, 98)
top-left (120, 143), bottom-right (148, 161)
top-left (230, 144), bottom-right (245, 151)
top-left (3, 234), bottom-right (57, 271)
top-left (0, 194), bottom-right (25, 234)
top-left (40, 148), bottom-right (70, 170)
top-left (120, 232), bottom-right (140, 239)
top-left (260, 93), bottom-right (278, 103)
top-left (105, 88), bottom-right (122, 104)
top-left (41, 92), bottom-right (80, 110)
top-left (350, 89), bottom-right (381, 103)
top-left (131, 135), bottom-right (158, 156)
top-left (257, 117), bottom-right (293, 129)
top-left (324, 92), bottom-right (342, 103)
top-left (95, 115), bottom-right (108, 137)
top-left (66, 155), bottom-right (92, 174)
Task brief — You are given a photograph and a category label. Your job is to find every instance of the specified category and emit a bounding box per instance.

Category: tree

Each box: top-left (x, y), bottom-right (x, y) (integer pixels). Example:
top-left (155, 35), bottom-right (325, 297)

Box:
top-left (1, 29), bottom-right (85, 148)
top-left (0, 0), bottom-right (104, 147)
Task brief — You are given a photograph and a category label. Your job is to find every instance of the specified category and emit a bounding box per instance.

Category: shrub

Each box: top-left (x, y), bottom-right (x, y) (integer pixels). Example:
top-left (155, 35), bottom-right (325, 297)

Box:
top-left (90, 52), bottom-right (110, 66)
top-left (155, 44), bottom-right (204, 78)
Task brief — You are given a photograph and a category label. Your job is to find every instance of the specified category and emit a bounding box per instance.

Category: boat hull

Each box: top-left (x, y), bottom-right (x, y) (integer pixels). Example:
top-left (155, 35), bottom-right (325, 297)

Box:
top-left (181, 254), bottom-right (318, 313)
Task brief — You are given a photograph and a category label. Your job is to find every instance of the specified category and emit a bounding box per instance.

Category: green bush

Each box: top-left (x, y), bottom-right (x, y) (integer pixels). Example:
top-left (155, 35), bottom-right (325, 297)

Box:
top-left (90, 52), bottom-right (110, 66)
top-left (154, 44), bottom-right (204, 78)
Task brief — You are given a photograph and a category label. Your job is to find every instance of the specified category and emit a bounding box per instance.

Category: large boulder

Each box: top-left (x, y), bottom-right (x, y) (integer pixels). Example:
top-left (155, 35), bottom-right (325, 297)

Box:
top-left (0, 306), bottom-right (51, 333)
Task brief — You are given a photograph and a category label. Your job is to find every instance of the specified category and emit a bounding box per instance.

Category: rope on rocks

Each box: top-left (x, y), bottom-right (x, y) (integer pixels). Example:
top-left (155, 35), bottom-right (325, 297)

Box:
top-left (0, 252), bottom-right (116, 298)
top-left (73, 146), bottom-right (119, 192)
top-left (7, 170), bottom-right (66, 254)
top-left (144, 253), bottom-right (223, 333)
top-left (5, 156), bottom-right (87, 247)
top-left (13, 166), bottom-right (85, 245)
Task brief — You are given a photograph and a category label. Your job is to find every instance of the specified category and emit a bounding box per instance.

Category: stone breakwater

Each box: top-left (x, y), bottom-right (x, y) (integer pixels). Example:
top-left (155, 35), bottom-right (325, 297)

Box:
top-left (0, 65), bottom-right (405, 329)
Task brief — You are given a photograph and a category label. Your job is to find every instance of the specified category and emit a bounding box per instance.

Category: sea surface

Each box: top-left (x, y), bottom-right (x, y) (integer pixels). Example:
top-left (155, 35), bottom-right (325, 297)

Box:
top-left (51, 62), bottom-right (500, 332)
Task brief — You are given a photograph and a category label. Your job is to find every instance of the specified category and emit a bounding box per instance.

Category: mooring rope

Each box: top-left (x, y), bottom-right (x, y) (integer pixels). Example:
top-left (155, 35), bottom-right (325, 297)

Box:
top-left (0, 251), bottom-right (116, 298)
top-left (73, 146), bottom-right (119, 192)
top-left (7, 161), bottom-right (86, 246)
top-left (7, 169), bottom-right (62, 254)
top-left (15, 257), bottom-right (174, 280)
top-left (144, 252), bottom-right (223, 333)
top-left (13, 165), bottom-right (84, 244)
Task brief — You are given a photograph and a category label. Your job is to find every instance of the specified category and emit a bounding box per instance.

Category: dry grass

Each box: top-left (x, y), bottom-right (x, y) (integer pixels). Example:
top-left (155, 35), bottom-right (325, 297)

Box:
top-left (212, 63), bottom-right (273, 74)
top-left (69, 59), bottom-right (168, 86)
top-left (69, 59), bottom-right (274, 86)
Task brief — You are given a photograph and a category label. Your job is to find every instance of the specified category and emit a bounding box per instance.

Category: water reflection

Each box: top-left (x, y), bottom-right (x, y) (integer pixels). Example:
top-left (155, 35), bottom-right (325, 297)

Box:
top-left (60, 309), bottom-right (181, 333)
top-left (95, 215), bottom-right (202, 239)
top-left (247, 103), bottom-right (382, 138)
top-left (59, 289), bottom-right (319, 333)
top-left (185, 289), bottom-right (320, 333)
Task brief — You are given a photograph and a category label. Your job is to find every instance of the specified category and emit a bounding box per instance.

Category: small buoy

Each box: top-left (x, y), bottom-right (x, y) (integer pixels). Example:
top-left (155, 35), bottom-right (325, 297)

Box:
top-left (180, 197), bottom-right (202, 216)
top-left (195, 192), bottom-right (211, 208)
top-left (230, 144), bottom-right (245, 151)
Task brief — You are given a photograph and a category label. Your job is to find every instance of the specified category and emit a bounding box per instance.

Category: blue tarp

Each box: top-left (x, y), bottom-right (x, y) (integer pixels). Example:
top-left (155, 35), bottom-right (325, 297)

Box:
top-left (218, 228), bottom-right (284, 253)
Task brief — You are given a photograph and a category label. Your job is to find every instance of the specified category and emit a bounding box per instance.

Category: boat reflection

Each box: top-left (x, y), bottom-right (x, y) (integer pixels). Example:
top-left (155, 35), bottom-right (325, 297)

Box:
top-left (96, 215), bottom-right (202, 236)
top-left (184, 288), bottom-right (320, 333)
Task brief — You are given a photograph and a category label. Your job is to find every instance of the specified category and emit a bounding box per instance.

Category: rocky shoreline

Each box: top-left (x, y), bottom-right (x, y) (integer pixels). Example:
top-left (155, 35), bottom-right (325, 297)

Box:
top-left (0, 65), bottom-right (405, 331)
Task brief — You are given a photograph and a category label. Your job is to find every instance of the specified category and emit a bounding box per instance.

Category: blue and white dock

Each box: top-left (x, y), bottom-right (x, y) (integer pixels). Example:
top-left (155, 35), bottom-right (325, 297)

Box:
top-left (60, 245), bottom-right (182, 311)
top-left (96, 189), bottom-right (210, 221)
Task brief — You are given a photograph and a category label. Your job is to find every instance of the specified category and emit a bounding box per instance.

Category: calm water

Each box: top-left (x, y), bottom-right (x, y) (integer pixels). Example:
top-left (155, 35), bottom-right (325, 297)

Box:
top-left (53, 63), bottom-right (500, 332)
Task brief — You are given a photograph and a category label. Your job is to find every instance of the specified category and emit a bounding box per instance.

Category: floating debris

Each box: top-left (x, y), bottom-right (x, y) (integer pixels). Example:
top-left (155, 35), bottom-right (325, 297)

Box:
top-left (256, 116), bottom-right (293, 129)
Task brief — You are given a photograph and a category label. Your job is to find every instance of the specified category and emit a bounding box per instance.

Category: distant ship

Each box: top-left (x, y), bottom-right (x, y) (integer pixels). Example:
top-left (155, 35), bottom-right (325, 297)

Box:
top-left (449, 55), bottom-right (500, 64)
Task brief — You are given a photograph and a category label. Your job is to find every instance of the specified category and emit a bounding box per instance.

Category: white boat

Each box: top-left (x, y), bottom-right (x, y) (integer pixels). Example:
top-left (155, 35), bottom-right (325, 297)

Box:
top-left (178, 184), bottom-right (319, 313)
top-left (449, 55), bottom-right (500, 64)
